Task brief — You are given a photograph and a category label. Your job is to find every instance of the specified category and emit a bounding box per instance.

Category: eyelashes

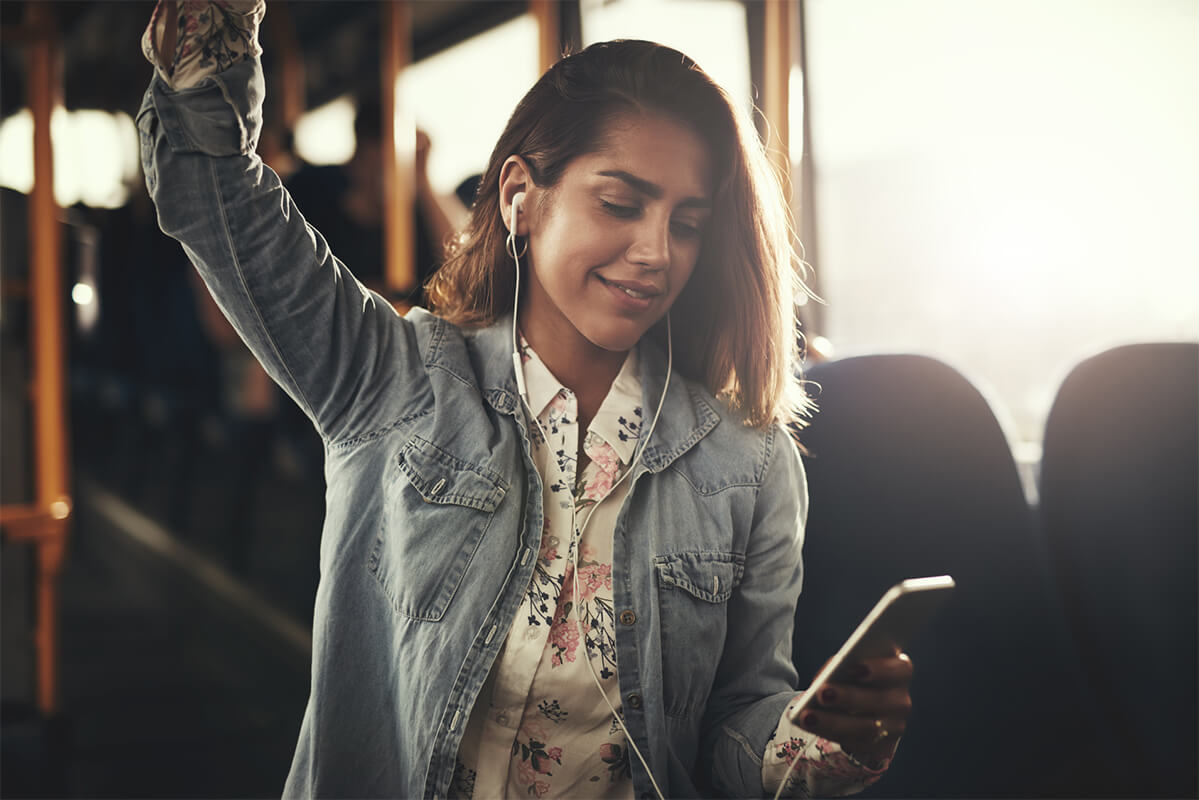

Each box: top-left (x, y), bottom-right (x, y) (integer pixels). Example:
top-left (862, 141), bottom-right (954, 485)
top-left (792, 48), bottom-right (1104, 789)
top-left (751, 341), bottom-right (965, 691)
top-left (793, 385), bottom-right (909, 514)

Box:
top-left (599, 200), bottom-right (704, 239)
top-left (600, 199), bottom-right (638, 218)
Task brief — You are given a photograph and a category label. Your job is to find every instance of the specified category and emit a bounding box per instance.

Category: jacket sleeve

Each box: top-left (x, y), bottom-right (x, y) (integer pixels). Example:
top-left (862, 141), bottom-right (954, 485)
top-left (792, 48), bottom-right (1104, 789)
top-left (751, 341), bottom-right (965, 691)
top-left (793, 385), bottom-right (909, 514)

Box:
top-left (699, 426), bottom-right (808, 798)
top-left (137, 56), bottom-right (427, 445)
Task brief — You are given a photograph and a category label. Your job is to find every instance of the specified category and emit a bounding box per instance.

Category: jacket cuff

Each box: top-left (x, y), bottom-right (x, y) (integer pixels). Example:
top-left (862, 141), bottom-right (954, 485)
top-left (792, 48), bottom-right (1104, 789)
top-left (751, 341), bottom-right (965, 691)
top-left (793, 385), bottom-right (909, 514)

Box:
top-left (705, 690), bottom-right (794, 797)
top-left (144, 57), bottom-right (264, 158)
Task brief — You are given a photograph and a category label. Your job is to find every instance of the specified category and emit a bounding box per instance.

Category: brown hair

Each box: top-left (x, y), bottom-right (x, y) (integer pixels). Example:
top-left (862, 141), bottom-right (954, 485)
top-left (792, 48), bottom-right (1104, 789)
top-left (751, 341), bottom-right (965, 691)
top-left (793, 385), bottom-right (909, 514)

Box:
top-left (426, 40), bottom-right (812, 429)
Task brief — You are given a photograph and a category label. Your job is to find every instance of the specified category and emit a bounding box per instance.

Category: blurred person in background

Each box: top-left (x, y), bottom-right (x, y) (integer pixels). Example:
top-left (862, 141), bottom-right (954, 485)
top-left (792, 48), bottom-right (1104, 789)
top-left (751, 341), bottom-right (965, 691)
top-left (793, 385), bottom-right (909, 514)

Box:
top-left (286, 96), bottom-right (468, 307)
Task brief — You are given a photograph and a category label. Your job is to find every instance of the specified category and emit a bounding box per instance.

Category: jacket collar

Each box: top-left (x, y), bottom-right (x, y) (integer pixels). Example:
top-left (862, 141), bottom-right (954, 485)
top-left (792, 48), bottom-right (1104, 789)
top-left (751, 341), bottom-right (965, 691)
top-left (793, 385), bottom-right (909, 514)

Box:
top-left (450, 315), bottom-right (720, 472)
top-left (634, 332), bottom-right (721, 473)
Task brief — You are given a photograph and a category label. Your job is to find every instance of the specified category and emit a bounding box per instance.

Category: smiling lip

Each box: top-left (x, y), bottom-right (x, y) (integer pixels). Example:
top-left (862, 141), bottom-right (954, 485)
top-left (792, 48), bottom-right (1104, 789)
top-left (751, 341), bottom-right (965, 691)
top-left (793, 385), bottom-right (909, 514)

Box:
top-left (597, 275), bottom-right (664, 304)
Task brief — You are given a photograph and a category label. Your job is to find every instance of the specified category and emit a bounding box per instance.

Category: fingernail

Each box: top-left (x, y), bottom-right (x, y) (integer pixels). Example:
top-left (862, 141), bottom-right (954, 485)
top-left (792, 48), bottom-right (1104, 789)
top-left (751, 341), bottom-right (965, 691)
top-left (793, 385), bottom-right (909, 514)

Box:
top-left (802, 712), bottom-right (819, 727)
top-left (848, 663), bottom-right (869, 680)
top-left (819, 687), bottom-right (837, 705)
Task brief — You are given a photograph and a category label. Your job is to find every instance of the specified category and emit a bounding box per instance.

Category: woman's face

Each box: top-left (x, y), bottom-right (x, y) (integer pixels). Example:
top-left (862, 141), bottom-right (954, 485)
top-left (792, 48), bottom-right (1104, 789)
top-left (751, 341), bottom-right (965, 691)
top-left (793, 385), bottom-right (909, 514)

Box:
top-left (516, 113), bottom-right (713, 360)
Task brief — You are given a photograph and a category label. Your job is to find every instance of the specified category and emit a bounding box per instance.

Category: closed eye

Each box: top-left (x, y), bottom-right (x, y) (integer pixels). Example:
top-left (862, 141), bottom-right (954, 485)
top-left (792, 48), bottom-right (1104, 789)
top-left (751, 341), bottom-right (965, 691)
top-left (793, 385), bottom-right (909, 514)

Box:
top-left (671, 219), bottom-right (703, 239)
top-left (600, 200), bottom-right (640, 218)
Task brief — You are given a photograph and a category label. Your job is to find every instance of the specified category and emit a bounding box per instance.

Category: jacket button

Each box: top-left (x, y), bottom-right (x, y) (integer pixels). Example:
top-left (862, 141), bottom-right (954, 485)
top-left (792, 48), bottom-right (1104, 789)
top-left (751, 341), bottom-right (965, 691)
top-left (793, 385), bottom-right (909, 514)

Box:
top-left (619, 609), bottom-right (637, 626)
top-left (626, 693), bottom-right (643, 709)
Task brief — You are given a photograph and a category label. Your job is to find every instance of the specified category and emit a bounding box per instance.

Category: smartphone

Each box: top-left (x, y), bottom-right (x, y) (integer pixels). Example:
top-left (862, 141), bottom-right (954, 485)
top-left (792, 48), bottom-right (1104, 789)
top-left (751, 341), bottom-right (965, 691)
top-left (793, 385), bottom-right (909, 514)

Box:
top-left (787, 575), bottom-right (955, 723)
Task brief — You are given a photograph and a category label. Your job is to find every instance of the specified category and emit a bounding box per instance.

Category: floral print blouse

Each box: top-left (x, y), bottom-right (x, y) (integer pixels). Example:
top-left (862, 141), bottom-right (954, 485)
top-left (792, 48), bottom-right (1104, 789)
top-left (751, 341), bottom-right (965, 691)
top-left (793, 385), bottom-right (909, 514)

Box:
top-left (452, 340), bottom-right (646, 799)
top-left (452, 340), bottom-right (888, 799)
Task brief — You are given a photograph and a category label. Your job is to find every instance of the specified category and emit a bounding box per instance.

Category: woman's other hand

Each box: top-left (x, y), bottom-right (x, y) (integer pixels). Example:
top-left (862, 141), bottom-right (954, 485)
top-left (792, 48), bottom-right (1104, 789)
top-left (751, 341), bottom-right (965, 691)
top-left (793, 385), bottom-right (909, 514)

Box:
top-left (795, 652), bottom-right (914, 763)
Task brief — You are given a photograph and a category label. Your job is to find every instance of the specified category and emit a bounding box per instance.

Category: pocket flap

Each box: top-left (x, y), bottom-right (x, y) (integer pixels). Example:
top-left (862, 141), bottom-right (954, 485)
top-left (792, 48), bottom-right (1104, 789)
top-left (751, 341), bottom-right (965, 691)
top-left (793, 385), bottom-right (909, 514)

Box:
top-left (654, 552), bottom-right (745, 603)
top-left (398, 436), bottom-right (508, 512)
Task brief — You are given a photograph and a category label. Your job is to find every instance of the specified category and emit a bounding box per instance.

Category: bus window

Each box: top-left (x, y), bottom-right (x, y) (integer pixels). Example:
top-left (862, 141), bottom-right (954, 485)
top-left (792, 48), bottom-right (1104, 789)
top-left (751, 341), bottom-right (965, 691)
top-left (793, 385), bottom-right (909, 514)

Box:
top-left (293, 96), bottom-right (357, 167)
top-left (400, 14), bottom-right (540, 198)
top-left (802, 0), bottom-right (1199, 448)
top-left (0, 108), bottom-right (138, 209)
top-left (580, 0), bottom-right (751, 117)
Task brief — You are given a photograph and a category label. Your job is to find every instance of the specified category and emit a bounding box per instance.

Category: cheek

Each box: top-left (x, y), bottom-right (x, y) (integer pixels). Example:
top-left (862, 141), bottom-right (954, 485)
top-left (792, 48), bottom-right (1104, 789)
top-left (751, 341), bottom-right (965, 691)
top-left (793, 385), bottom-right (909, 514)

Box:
top-left (538, 232), bottom-right (623, 285)
top-left (671, 250), bottom-right (702, 294)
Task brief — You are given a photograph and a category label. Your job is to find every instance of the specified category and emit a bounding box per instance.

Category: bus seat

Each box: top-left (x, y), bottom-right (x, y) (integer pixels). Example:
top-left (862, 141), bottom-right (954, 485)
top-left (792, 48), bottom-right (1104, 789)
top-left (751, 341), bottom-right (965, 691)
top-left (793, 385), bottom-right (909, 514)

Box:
top-left (791, 354), bottom-right (1092, 797)
top-left (1039, 342), bottom-right (1198, 799)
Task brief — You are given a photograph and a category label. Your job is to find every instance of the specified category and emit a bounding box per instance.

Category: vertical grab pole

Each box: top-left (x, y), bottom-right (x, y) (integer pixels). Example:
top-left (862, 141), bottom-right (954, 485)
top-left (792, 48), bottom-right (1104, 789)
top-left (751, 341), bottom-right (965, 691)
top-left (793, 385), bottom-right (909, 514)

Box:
top-left (381, 0), bottom-right (416, 303)
top-left (26, 0), bottom-right (71, 716)
top-left (268, 0), bottom-right (305, 132)
top-left (530, 0), bottom-right (561, 73)
top-left (762, 0), bottom-right (793, 187)
top-left (763, 0), bottom-right (826, 339)
top-left (794, 0), bottom-right (824, 333)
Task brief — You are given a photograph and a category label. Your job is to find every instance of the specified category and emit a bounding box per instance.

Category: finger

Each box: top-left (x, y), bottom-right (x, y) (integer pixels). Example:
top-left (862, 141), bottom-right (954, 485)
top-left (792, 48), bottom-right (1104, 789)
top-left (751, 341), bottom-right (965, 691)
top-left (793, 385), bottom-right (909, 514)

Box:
top-left (813, 683), bottom-right (912, 719)
top-left (837, 652), bottom-right (914, 687)
top-left (796, 708), bottom-right (907, 758)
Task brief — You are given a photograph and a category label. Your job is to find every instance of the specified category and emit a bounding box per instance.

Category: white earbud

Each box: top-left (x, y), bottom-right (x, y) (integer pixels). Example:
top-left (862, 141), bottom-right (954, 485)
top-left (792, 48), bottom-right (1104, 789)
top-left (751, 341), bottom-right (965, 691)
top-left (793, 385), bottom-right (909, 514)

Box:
top-left (510, 191), bottom-right (525, 235)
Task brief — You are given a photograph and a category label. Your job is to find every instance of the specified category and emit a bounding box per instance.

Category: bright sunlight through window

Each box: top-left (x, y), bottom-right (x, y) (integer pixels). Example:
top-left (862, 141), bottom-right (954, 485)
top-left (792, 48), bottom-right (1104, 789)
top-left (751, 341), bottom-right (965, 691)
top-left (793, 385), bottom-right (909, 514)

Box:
top-left (0, 108), bottom-right (139, 209)
top-left (400, 14), bottom-right (540, 197)
top-left (580, 0), bottom-right (751, 117)
top-left (293, 95), bottom-right (357, 166)
top-left (803, 0), bottom-right (1199, 445)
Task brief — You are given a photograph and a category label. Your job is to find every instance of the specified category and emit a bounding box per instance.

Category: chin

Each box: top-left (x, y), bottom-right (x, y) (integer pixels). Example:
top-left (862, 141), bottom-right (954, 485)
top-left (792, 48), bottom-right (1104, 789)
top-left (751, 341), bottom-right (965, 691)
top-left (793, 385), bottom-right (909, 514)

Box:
top-left (583, 320), bottom-right (650, 354)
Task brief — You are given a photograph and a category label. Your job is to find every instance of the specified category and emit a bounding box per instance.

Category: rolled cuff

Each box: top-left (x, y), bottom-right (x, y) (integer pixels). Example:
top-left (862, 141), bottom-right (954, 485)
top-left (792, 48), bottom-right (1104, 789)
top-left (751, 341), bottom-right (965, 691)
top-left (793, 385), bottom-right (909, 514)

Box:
top-left (141, 57), bottom-right (264, 158)
top-left (761, 694), bottom-right (892, 798)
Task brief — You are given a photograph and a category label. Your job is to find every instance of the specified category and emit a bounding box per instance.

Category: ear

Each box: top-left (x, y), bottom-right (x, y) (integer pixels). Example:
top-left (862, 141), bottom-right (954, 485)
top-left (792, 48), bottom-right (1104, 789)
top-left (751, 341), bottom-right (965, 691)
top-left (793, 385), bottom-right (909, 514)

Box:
top-left (499, 155), bottom-right (535, 236)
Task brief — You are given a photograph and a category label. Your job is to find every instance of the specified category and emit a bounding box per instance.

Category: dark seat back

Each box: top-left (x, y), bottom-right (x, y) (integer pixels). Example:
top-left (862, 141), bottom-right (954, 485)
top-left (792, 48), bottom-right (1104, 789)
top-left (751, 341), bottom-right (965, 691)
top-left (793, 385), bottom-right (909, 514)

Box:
top-left (792, 354), bottom-right (1089, 797)
top-left (1040, 342), bottom-right (1198, 798)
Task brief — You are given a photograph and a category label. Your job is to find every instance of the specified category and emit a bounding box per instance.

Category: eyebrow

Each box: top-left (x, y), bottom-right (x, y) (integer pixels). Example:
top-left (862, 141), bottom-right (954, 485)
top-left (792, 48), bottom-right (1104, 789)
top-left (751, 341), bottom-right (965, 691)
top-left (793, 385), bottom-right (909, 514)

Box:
top-left (596, 170), bottom-right (712, 210)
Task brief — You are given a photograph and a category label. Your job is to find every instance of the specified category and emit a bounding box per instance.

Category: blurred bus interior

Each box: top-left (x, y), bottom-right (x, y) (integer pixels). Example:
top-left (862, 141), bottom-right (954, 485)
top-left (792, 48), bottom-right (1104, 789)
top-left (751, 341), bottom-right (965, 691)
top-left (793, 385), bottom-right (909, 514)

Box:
top-left (1, 1), bottom-right (1195, 797)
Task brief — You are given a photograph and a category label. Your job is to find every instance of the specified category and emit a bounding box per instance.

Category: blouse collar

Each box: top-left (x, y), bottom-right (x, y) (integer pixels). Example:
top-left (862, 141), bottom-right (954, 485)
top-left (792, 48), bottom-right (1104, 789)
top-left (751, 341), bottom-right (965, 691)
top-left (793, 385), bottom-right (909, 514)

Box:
top-left (519, 335), bottom-right (643, 467)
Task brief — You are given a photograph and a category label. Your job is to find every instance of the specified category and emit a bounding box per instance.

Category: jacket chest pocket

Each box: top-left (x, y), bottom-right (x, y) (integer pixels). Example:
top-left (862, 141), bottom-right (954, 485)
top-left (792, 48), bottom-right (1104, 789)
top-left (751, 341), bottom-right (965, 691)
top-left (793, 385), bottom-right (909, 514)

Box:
top-left (369, 436), bottom-right (508, 622)
top-left (654, 551), bottom-right (745, 717)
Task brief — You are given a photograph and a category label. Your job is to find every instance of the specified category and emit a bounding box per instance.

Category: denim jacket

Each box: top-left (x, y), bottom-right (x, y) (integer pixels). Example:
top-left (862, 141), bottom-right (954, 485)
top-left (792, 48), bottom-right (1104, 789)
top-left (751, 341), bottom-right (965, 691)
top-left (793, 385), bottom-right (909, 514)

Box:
top-left (138, 58), bottom-right (809, 799)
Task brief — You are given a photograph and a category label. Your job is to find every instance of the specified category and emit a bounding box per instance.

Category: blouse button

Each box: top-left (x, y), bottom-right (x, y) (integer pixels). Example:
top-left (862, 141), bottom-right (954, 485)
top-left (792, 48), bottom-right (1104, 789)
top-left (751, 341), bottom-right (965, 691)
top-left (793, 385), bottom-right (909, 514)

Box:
top-left (619, 609), bottom-right (637, 626)
top-left (626, 693), bottom-right (643, 710)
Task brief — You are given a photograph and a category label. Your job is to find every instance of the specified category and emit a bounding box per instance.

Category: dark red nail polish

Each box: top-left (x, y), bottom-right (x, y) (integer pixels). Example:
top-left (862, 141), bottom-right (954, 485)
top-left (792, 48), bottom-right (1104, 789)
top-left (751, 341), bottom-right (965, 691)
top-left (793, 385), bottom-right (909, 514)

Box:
top-left (802, 712), bottom-right (819, 727)
top-left (819, 687), bottom-right (837, 705)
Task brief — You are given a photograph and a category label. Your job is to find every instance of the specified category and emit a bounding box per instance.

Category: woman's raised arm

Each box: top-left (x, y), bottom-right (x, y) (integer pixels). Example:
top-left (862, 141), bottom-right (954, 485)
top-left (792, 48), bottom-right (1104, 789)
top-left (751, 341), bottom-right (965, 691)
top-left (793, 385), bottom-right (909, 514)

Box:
top-left (137, 1), bottom-right (425, 445)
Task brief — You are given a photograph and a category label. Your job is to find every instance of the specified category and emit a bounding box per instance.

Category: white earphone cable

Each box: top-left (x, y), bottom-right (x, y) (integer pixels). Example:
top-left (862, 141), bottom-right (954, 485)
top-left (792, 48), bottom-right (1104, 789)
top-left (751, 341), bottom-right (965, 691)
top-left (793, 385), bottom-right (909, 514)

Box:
top-left (567, 314), bottom-right (670, 800)
top-left (509, 193), bottom-right (529, 402)
top-left (507, 196), bottom-right (669, 800)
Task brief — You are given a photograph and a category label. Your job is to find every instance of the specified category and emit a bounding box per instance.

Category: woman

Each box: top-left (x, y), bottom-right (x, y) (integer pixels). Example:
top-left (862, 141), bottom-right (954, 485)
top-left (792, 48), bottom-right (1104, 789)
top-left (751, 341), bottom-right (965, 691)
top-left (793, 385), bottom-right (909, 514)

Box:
top-left (138, 2), bottom-right (913, 797)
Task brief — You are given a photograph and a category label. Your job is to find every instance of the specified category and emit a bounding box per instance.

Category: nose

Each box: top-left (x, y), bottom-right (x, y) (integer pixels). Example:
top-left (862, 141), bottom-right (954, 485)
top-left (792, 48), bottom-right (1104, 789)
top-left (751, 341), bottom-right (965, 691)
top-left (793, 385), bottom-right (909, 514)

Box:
top-left (626, 215), bottom-right (671, 272)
